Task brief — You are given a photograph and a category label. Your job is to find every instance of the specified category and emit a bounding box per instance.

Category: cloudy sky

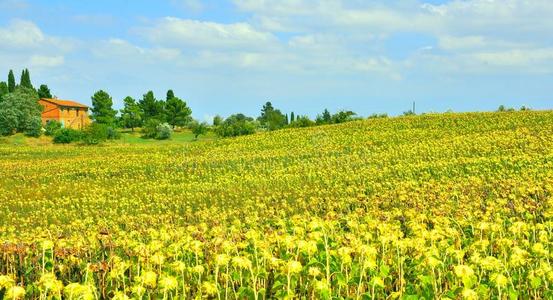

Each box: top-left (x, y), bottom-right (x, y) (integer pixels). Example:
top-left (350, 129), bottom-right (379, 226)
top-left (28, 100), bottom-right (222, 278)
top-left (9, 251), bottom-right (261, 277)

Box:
top-left (1, 0), bottom-right (552, 119)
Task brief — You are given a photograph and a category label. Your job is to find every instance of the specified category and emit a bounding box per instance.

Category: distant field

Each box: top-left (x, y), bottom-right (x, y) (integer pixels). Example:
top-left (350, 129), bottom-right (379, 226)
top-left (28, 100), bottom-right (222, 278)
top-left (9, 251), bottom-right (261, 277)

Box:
top-left (0, 129), bottom-right (217, 146)
top-left (1, 111), bottom-right (553, 299)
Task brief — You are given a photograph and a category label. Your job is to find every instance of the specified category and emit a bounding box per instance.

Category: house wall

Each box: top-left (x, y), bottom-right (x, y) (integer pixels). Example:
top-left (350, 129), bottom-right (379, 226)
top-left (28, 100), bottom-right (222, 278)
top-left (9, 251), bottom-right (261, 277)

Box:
top-left (39, 100), bottom-right (91, 129)
top-left (59, 107), bottom-right (91, 129)
top-left (39, 100), bottom-right (60, 125)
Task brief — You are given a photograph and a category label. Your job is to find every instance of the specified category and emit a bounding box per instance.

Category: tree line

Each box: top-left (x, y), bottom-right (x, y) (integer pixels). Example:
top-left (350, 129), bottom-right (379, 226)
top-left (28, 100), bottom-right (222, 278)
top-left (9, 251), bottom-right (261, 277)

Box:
top-left (1, 68), bottom-right (534, 143)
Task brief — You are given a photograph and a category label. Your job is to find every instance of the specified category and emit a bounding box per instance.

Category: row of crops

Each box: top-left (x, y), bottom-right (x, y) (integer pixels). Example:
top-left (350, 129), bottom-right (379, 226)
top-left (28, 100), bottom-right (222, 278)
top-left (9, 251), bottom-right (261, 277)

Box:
top-left (1, 111), bottom-right (553, 299)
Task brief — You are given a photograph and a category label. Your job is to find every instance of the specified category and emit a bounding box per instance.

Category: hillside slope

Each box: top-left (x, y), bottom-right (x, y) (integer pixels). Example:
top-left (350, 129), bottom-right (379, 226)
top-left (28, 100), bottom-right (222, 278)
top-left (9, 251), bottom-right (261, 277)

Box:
top-left (1, 111), bottom-right (553, 299)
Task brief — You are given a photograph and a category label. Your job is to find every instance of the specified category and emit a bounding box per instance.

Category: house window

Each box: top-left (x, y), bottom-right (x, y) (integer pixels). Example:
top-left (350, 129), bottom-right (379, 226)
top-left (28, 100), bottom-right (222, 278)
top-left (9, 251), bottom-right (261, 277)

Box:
top-left (76, 109), bottom-right (80, 116)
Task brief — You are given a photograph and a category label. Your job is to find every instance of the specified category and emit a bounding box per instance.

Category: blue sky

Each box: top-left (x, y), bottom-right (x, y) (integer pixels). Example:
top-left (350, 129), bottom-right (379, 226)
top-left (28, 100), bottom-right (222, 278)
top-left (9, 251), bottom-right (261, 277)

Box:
top-left (1, 0), bottom-right (552, 120)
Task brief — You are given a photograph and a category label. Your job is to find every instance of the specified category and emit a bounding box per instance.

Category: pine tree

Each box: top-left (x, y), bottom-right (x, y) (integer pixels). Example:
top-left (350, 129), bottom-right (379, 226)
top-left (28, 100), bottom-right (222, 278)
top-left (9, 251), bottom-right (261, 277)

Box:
top-left (37, 84), bottom-right (52, 99)
top-left (139, 91), bottom-right (164, 121)
top-left (90, 90), bottom-right (117, 125)
top-left (7, 70), bottom-right (16, 92)
top-left (165, 96), bottom-right (192, 128)
top-left (120, 96), bottom-right (142, 132)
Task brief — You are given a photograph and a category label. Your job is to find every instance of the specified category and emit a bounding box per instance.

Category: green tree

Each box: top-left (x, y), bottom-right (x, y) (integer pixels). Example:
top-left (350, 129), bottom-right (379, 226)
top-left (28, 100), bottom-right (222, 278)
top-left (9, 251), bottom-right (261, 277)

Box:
top-left (0, 82), bottom-right (8, 101)
top-left (190, 120), bottom-right (208, 139)
top-left (166, 89), bottom-right (175, 100)
top-left (0, 87), bottom-right (43, 136)
top-left (165, 96), bottom-right (192, 128)
top-left (139, 91), bottom-right (165, 121)
top-left (258, 101), bottom-right (274, 124)
top-left (120, 96), bottom-right (142, 132)
top-left (216, 114), bottom-right (257, 137)
top-left (90, 90), bottom-right (117, 125)
top-left (213, 115), bottom-right (223, 126)
top-left (289, 115), bottom-right (315, 128)
top-left (290, 112), bottom-right (295, 123)
top-left (332, 110), bottom-right (357, 123)
top-left (20, 69), bottom-right (33, 89)
top-left (7, 70), bottom-right (16, 92)
top-left (316, 109), bottom-right (332, 125)
top-left (258, 101), bottom-right (286, 130)
top-left (37, 84), bottom-right (52, 98)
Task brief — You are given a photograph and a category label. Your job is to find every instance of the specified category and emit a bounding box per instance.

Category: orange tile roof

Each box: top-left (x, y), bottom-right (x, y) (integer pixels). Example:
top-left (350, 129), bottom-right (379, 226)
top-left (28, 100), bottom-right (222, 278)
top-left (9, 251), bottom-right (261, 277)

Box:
top-left (41, 98), bottom-right (89, 108)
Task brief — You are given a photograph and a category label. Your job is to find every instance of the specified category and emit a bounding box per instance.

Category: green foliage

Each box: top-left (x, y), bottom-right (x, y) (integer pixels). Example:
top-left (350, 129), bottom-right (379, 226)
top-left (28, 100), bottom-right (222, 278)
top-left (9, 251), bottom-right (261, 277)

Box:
top-left (368, 113), bottom-right (388, 119)
top-left (520, 106), bottom-right (531, 111)
top-left (44, 120), bottom-right (62, 136)
top-left (0, 82), bottom-right (8, 101)
top-left (155, 123), bottom-right (172, 140)
top-left (7, 70), bottom-right (16, 93)
top-left (213, 115), bottom-right (223, 126)
top-left (53, 128), bottom-right (82, 144)
top-left (497, 105), bottom-right (515, 112)
top-left (142, 119), bottom-right (173, 140)
top-left (288, 115), bottom-right (315, 128)
top-left (332, 110), bottom-right (357, 123)
top-left (258, 102), bottom-right (287, 130)
top-left (0, 106), bottom-right (18, 136)
top-left (20, 69), bottom-right (33, 89)
top-left (290, 112), bottom-right (295, 123)
top-left (166, 89), bottom-right (175, 100)
top-left (37, 84), bottom-right (52, 99)
top-left (0, 87), bottom-right (43, 136)
top-left (216, 114), bottom-right (257, 137)
top-left (139, 91), bottom-right (165, 122)
top-left (81, 123), bottom-right (120, 145)
top-left (24, 116), bottom-right (43, 137)
top-left (190, 120), bottom-right (209, 139)
top-left (402, 110), bottom-right (416, 116)
top-left (91, 90), bottom-right (117, 125)
top-left (316, 109), bottom-right (332, 125)
top-left (165, 95), bottom-right (192, 128)
top-left (120, 96), bottom-right (142, 131)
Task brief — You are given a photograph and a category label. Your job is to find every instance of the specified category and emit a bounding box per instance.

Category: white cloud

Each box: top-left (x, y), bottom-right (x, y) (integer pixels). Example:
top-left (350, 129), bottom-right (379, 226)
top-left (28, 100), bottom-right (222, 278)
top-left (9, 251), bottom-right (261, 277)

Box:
top-left (91, 38), bottom-right (181, 62)
top-left (141, 17), bottom-right (278, 50)
top-left (29, 55), bottom-right (64, 67)
top-left (0, 19), bottom-right (45, 49)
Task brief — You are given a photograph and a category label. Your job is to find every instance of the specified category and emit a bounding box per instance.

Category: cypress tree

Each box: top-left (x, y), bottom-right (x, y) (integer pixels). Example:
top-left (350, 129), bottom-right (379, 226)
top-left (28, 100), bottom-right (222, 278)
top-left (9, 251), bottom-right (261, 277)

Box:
top-left (20, 69), bottom-right (33, 89)
top-left (166, 89), bottom-right (175, 101)
top-left (290, 112), bottom-right (295, 123)
top-left (7, 70), bottom-right (16, 92)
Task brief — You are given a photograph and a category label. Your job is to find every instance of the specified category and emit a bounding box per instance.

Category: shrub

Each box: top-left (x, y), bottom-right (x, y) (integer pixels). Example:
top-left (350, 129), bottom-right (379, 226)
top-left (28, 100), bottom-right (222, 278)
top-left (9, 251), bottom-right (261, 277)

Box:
top-left (81, 123), bottom-right (121, 145)
top-left (45, 121), bottom-right (62, 136)
top-left (141, 119), bottom-right (160, 139)
top-left (107, 126), bottom-right (121, 140)
top-left (155, 123), bottom-right (172, 140)
top-left (288, 116), bottom-right (315, 128)
top-left (190, 121), bottom-right (209, 139)
top-left (368, 113), bottom-right (388, 119)
top-left (53, 128), bottom-right (82, 144)
top-left (142, 119), bottom-right (172, 140)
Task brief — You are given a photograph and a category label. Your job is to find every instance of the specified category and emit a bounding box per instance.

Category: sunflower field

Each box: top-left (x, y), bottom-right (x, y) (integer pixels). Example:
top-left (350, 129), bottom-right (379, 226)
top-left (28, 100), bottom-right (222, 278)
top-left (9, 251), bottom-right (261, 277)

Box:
top-left (1, 111), bottom-right (553, 299)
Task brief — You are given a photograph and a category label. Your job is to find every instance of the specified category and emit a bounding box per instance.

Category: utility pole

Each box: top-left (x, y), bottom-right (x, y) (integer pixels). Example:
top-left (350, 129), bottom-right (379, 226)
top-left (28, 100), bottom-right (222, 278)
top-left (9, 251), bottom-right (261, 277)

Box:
top-left (412, 101), bottom-right (416, 115)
